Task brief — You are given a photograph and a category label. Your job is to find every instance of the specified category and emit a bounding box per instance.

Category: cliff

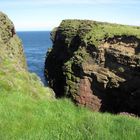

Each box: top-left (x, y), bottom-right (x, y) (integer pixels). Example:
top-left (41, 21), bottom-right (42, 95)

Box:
top-left (0, 12), bottom-right (54, 99)
top-left (45, 20), bottom-right (140, 115)
top-left (0, 12), bottom-right (26, 69)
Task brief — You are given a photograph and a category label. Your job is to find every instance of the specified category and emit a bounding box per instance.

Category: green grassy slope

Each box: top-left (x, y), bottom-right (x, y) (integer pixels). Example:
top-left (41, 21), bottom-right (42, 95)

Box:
top-left (0, 92), bottom-right (139, 140)
top-left (0, 62), bottom-right (139, 140)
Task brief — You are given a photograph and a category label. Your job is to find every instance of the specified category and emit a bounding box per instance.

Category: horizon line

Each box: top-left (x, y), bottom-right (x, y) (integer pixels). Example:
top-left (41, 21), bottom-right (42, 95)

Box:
top-left (16, 30), bottom-right (52, 32)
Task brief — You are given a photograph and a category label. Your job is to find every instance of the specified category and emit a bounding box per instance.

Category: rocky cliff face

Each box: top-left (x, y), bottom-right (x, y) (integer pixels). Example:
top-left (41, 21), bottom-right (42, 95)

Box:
top-left (0, 12), bottom-right (26, 70)
top-left (45, 20), bottom-right (140, 115)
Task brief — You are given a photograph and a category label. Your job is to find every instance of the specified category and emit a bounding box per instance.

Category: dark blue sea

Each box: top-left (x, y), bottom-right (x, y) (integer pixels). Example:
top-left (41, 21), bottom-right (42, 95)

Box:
top-left (17, 31), bottom-right (52, 85)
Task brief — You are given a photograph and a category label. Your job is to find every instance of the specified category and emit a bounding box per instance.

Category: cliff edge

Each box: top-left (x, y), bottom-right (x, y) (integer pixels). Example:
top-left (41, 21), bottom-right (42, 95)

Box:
top-left (45, 20), bottom-right (140, 115)
top-left (0, 12), bottom-right (26, 69)
top-left (0, 12), bottom-right (54, 99)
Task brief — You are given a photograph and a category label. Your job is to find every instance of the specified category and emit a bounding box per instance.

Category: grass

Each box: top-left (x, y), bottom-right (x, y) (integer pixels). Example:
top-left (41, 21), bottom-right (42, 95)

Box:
top-left (0, 92), bottom-right (139, 140)
top-left (0, 62), bottom-right (139, 140)
top-left (59, 20), bottom-right (140, 47)
top-left (0, 61), bottom-right (139, 140)
top-left (0, 60), bottom-right (54, 100)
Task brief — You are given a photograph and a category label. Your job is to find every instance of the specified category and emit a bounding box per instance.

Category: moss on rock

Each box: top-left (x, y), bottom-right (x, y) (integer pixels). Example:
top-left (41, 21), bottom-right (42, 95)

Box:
top-left (45, 19), bottom-right (140, 115)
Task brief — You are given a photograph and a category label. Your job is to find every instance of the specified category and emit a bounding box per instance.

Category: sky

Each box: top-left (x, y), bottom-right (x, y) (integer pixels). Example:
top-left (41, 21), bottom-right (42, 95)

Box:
top-left (0, 0), bottom-right (140, 31)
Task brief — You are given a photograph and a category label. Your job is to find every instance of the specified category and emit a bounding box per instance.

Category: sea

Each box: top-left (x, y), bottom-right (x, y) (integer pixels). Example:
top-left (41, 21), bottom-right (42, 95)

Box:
top-left (17, 31), bottom-right (52, 85)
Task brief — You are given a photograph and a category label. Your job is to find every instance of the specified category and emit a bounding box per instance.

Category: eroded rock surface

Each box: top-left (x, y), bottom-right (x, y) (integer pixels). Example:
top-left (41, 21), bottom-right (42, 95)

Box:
top-left (45, 20), bottom-right (140, 115)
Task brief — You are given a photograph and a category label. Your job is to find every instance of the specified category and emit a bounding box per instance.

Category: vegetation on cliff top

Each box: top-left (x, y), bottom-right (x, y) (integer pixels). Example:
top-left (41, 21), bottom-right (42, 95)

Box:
top-left (58, 20), bottom-right (140, 47)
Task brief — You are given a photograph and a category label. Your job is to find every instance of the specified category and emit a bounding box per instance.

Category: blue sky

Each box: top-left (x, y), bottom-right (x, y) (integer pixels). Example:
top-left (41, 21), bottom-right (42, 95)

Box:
top-left (0, 0), bottom-right (140, 31)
